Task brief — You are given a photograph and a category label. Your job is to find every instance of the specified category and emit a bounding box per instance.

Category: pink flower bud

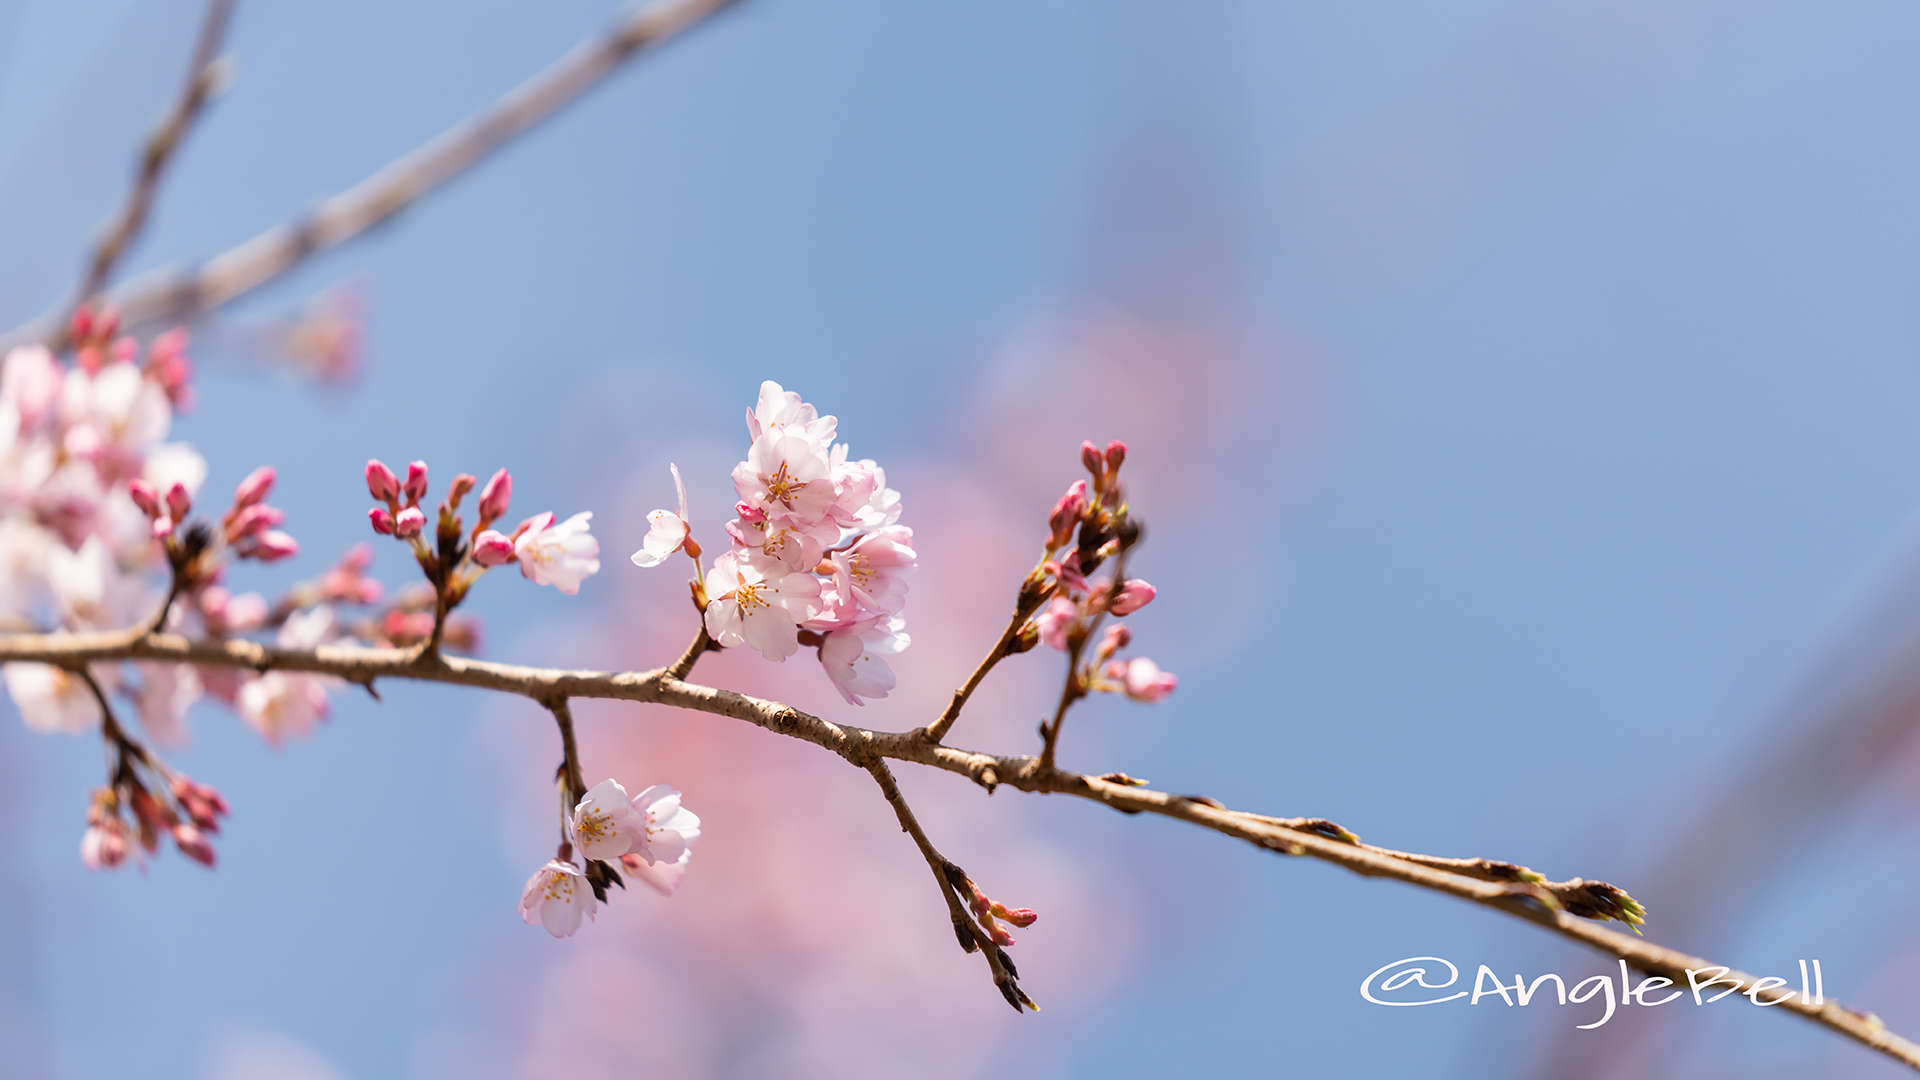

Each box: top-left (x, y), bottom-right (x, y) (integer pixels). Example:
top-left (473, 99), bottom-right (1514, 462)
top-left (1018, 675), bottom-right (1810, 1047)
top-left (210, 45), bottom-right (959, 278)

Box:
top-left (68, 307), bottom-right (93, 344)
top-left (368, 507), bottom-right (395, 535)
top-left (1047, 480), bottom-right (1087, 548)
top-left (472, 529), bottom-right (515, 566)
top-left (404, 461), bottom-right (429, 502)
top-left (1113, 656), bottom-right (1176, 703)
top-left (393, 507), bottom-right (426, 538)
top-left (448, 473), bottom-right (476, 507)
top-left (478, 468), bottom-right (512, 523)
top-left (127, 479), bottom-right (160, 518)
top-left (1109, 579), bottom-right (1156, 616)
top-left (172, 824), bottom-right (216, 867)
top-left (988, 923), bottom-right (1016, 948)
top-left (225, 504), bottom-right (285, 542)
top-left (164, 482), bottom-right (192, 522)
top-left (1103, 623), bottom-right (1133, 651)
top-left (1105, 440), bottom-right (1127, 471)
top-left (1080, 440), bottom-right (1103, 475)
top-left (991, 903), bottom-right (1038, 928)
top-left (249, 531), bottom-right (299, 562)
top-left (734, 500), bottom-right (766, 524)
top-left (233, 465), bottom-right (275, 508)
top-left (366, 459), bottom-right (400, 502)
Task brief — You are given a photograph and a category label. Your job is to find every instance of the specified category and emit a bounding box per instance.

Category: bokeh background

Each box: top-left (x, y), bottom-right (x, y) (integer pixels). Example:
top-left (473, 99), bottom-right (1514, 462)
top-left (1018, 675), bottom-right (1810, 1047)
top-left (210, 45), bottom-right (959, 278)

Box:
top-left (7, 0), bottom-right (1920, 1076)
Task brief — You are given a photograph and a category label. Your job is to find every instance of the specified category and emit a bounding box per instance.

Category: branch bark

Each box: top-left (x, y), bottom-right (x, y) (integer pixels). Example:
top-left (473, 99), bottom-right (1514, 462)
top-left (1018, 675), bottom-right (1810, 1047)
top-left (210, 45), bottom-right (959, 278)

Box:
top-left (1, 0), bottom-right (743, 351)
top-left (3, 623), bottom-right (1915, 1069)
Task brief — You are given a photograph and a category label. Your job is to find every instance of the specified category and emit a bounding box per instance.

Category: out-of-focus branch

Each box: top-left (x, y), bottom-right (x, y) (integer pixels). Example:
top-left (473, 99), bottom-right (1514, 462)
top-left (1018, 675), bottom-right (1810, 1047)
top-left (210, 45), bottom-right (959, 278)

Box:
top-left (1, 0), bottom-right (743, 351)
top-left (69, 0), bottom-right (237, 329)
top-left (0, 622), bottom-right (1913, 1069)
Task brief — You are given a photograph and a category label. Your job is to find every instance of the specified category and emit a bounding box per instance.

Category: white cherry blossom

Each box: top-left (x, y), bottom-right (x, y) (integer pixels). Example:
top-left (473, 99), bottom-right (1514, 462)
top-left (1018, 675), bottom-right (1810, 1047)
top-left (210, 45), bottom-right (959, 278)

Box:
top-left (702, 551), bottom-right (821, 661)
top-left (514, 511), bottom-right (601, 594)
top-left (519, 859), bottom-right (595, 938)
top-left (4, 662), bottom-right (98, 734)
top-left (571, 779), bottom-right (644, 861)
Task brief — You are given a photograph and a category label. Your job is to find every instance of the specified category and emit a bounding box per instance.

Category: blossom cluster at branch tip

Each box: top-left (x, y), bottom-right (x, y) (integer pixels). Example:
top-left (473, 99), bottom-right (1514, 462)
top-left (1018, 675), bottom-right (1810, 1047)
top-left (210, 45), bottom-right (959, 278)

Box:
top-left (521, 778), bottom-right (701, 937)
top-left (968, 882), bottom-right (1038, 948)
top-left (632, 382), bottom-right (912, 704)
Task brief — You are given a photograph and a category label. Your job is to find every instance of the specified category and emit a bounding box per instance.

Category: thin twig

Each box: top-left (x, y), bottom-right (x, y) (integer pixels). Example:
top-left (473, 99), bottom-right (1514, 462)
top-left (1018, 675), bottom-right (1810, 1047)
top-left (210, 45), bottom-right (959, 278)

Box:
top-left (547, 696), bottom-right (587, 808)
top-left (0, 0), bottom-right (743, 351)
top-left (920, 580), bottom-right (1051, 745)
top-left (69, 0), bottom-right (237, 327)
top-left (867, 759), bottom-right (1033, 1011)
top-left (0, 623), bottom-right (1914, 1068)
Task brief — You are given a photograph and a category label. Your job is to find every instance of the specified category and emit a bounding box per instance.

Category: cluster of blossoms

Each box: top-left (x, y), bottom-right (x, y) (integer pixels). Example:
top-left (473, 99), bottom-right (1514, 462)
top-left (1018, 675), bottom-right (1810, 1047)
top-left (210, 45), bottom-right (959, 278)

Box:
top-left (1028, 440), bottom-right (1175, 704)
top-left (520, 778), bottom-right (701, 938)
top-left (633, 381), bottom-right (913, 705)
top-left (0, 310), bottom-right (351, 867)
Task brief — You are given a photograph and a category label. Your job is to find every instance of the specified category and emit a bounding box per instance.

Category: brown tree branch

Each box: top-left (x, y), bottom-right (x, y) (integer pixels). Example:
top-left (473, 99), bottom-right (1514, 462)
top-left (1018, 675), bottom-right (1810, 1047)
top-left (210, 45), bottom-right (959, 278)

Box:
top-left (2, 623), bottom-right (1915, 1069)
top-left (68, 0), bottom-right (237, 328)
top-left (866, 758), bottom-right (1034, 1011)
top-left (0, 0), bottom-right (743, 351)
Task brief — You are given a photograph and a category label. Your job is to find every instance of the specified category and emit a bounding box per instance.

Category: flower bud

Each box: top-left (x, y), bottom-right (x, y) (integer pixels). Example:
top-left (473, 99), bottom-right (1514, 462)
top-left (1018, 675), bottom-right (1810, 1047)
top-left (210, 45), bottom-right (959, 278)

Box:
top-left (1105, 440), bottom-right (1127, 471)
top-left (404, 461), bottom-right (429, 502)
top-left (472, 529), bottom-right (515, 566)
top-left (172, 823), bottom-right (216, 867)
top-left (1080, 440), bottom-right (1103, 476)
top-left (68, 307), bottom-right (93, 344)
top-left (368, 507), bottom-right (395, 535)
top-left (1108, 579), bottom-right (1156, 616)
top-left (366, 459), bottom-right (400, 502)
top-left (250, 531), bottom-right (300, 562)
top-left (225, 504), bottom-right (285, 542)
top-left (127, 479), bottom-right (161, 518)
top-left (233, 465), bottom-right (275, 508)
top-left (164, 482), bottom-right (192, 522)
top-left (1047, 480), bottom-right (1087, 549)
top-left (393, 507), bottom-right (426, 538)
top-left (447, 473), bottom-right (476, 509)
top-left (478, 468), bottom-right (512, 524)
top-left (990, 902), bottom-right (1038, 928)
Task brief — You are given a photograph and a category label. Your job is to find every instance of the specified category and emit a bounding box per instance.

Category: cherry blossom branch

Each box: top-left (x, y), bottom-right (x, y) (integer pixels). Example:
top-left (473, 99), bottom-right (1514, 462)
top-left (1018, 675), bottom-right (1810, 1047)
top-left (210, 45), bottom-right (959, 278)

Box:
top-left (0, 0), bottom-right (742, 351)
top-left (867, 759), bottom-right (1036, 1011)
top-left (2, 624), bottom-right (1914, 1068)
top-left (547, 696), bottom-right (588, 810)
top-left (69, 0), bottom-right (237, 334)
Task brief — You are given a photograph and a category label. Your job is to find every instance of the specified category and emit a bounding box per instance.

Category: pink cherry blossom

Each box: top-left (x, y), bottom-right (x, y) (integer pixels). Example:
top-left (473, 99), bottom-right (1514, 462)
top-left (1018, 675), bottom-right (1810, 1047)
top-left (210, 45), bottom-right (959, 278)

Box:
top-left (829, 525), bottom-right (915, 616)
top-left (1105, 578), bottom-right (1156, 615)
top-left (513, 511), bottom-right (601, 594)
top-left (733, 431), bottom-right (835, 526)
top-left (702, 551), bottom-right (821, 661)
top-left (745, 380), bottom-right (837, 446)
top-left (80, 814), bottom-right (131, 871)
top-left (236, 671), bottom-right (330, 746)
top-left (629, 784), bottom-right (700, 871)
top-left (819, 623), bottom-right (898, 706)
top-left (519, 859), bottom-right (595, 938)
top-left (619, 851), bottom-right (688, 897)
top-left (4, 663), bottom-right (99, 734)
top-left (2, 345), bottom-right (64, 424)
top-left (571, 779), bottom-right (645, 861)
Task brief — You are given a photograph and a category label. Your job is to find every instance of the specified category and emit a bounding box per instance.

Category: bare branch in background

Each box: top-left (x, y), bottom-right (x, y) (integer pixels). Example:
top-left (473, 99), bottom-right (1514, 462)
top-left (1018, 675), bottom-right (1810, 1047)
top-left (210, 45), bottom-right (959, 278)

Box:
top-left (1, 0), bottom-right (742, 351)
top-left (68, 0), bottom-right (238, 331)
